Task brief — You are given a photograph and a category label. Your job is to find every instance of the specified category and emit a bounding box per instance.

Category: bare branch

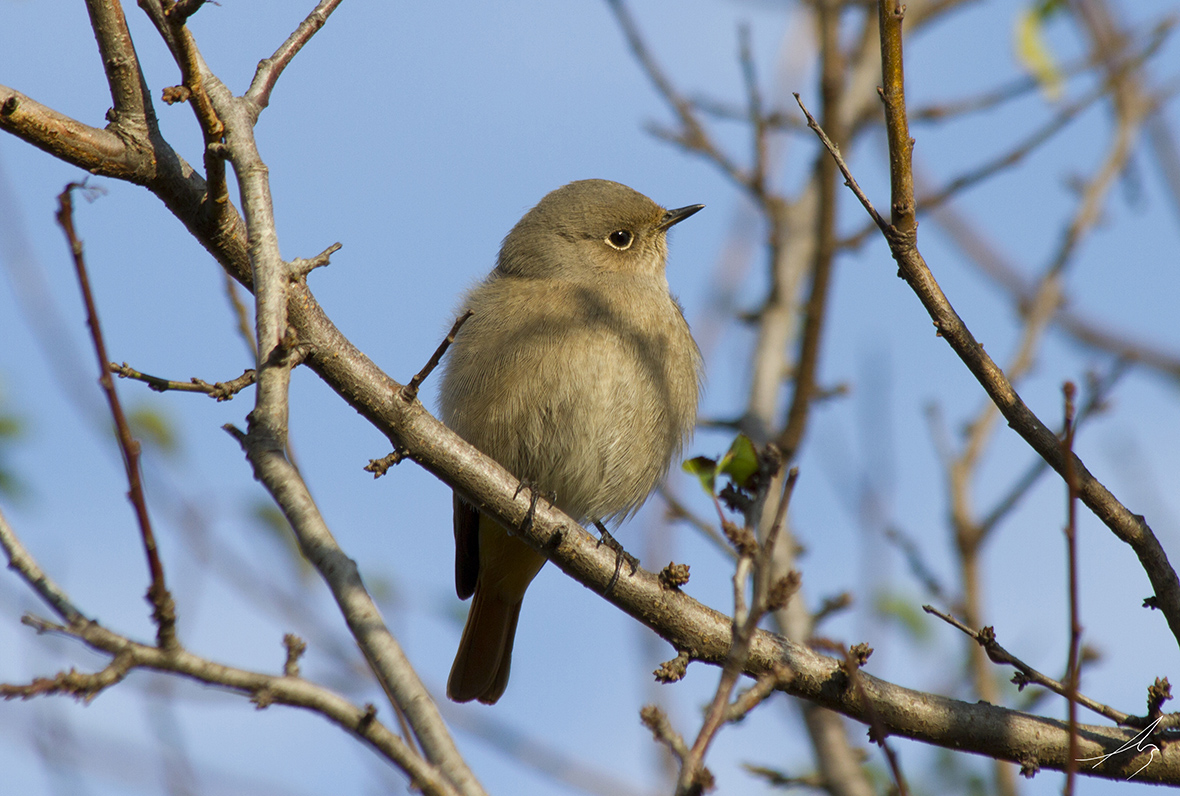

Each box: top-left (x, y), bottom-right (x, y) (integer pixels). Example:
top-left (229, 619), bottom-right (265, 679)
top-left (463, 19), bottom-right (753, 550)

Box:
top-left (225, 428), bottom-right (483, 795)
top-left (658, 484), bottom-right (737, 560)
top-left (0, 507), bottom-right (84, 625)
top-left (1, 651), bottom-right (133, 702)
top-left (775, 2), bottom-right (844, 463)
top-left (289, 241), bottom-right (343, 280)
top-left (0, 85), bottom-right (146, 179)
top-left (1062, 382), bottom-right (1082, 793)
top-left (605, 0), bottom-right (748, 190)
top-left (3, 503), bottom-right (461, 796)
top-left (401, 310), bottom-right (472, 404)
top-left (247, 0), bottom-right (346, 110)
top-left (84, 0), bottom-right (153, 129)
top-left (57, 183), bottom-right (177, 650)
top-left (110, 361), bottom-right (258, 401)
top-left (793, 94), bottom-right (888, 232)
top-left (675, 467), bottom-right (799, 795)
top-left (223, 271), bottom-right (259, 359)
top-left (979, 363), bottom-right (1128, 536)
top-left (926, 197), bottom-right (1180, 380)
top-left (919, 83), bottom-right (1105, 213)
top-left (923, 605), bottom-right (1141, 727)
top-left (805, 0), bottom-right (1180, 648)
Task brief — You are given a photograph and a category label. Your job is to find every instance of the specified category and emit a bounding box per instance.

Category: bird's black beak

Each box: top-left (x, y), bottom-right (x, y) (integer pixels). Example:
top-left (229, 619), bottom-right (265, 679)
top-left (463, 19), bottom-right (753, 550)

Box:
top-left (657, 204), bottom-right (705, 231)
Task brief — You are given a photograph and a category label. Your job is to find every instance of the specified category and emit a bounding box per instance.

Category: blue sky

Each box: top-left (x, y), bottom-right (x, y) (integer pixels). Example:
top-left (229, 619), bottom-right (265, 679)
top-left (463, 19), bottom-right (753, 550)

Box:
top-left (2, 1), bottom-right (1179, 794)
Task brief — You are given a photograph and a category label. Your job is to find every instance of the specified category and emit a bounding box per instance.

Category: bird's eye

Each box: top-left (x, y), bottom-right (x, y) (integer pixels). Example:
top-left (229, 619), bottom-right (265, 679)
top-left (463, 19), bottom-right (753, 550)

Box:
top-left (606, 230), bottom-right (634, 250)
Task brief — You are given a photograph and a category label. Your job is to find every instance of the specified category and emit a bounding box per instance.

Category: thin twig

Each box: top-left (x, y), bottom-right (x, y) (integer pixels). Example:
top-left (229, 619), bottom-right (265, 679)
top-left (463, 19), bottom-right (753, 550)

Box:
top-left (0, 518), bottom-right (458, 795)
top-left (925, 22), bottom-right (1168, 223)
top-left (110, 362), bottom-right (258, 401)
top-left (157, 2), bottom-right (228, 229)
top-left (605, 0), bottom-right (748, 189)
top-left (289, 241), bottom-right (342, 280)
top-left (687, 93), bottom-right (804, 132)
top-left (246, 0), bottom-right (346, 111)
top-left (842, 642), bottom-right (911, 796)
top-left (0, 507), bottom-right (84, 624)
top-left (675, 468), bottom-right (799, 796)
top-left (918, 82), bottom-right (1106, 213)
top-left (6, 490), bottom-right (461, 791)
top-left (883, 526), bottom-right (947, 602)
top-left (640, 704), bottom-right (693, 764)
top-left (56, 183), bottom-right (177, 649)
top-left (0, 650), bottom-right (133, 702)
top-left (793, 93), bottom-right (887, 231)
top-left (1062, 382), bottom-right (1082, 793)
top-left (738, 25), bottom-right (767, 199)
top-left (401, 310), bottom-right (472, 403)
top-left (924, 194), bottom-right (1180, 380)
top-left (443, 704), bottom-right (652, 796)
top-left (906, 18), bottom-right (1170, 123)
top-left (223, 271), bottom-right (258, 360)
top-left (947, 199), bottom-right (1069, 755)
top-left (922, 605), bottom-right (1148, 727)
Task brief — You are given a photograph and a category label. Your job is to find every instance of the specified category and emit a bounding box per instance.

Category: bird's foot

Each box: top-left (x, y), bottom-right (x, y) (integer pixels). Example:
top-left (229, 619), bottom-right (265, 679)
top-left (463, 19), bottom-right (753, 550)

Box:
top-left (594, 521), bottom-right (639, 595)
top-left (514, 479), bottom-right (555, 536)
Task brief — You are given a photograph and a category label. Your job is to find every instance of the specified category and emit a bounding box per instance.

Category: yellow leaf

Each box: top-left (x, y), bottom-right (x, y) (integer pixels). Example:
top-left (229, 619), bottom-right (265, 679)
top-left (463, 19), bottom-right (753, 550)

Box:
top-left (1014, 6), bottom-right (1064, 101)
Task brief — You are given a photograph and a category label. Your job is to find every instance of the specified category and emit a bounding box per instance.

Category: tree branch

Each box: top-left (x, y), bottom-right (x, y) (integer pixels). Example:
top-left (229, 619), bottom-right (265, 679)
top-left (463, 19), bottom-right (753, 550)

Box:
top-left (0, 85), bottom-right (145, 179)
top-left (804, 0), bottom-right (1180, 648)
top-left (57, 183), bottom-right (177, 650)
top-left (246, 0), bottom-right (345, 111)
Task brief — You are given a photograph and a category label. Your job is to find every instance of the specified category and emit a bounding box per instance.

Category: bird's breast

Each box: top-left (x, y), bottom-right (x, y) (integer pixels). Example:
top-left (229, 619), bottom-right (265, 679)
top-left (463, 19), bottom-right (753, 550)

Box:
top-left (440, 276), bottom-right (699, 522)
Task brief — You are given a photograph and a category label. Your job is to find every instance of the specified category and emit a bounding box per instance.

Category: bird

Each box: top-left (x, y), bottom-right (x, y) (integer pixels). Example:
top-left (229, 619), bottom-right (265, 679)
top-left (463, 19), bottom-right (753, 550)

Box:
top-left (439, 179), bottom-right (702, 704)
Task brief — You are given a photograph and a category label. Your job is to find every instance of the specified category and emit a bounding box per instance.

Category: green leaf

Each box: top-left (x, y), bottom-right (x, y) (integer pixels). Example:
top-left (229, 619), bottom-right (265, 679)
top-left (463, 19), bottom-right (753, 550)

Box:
top-left (874, 590), bottom-right (932, 644)
top-left (1033, 0), bottom-right (1067, 16)
top-left (683, 434), bottom-right (761, 498)
top-left (717, 433), bottom-right (758, 490)
top-left (0, 383), bottom-right (27, 500)
top-left (127, 404), bottom-right (179, 456)
top-left (0, 415), bottom-right (23, 440)
top-left (682, 455), bottom-right (718, 494)
top-left (0, 468), bottom-right (24, 501)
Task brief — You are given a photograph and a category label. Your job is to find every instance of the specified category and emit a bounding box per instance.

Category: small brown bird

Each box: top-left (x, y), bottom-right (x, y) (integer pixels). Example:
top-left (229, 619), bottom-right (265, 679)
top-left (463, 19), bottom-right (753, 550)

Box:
top-left (440, 179), bottom-right (702, 704)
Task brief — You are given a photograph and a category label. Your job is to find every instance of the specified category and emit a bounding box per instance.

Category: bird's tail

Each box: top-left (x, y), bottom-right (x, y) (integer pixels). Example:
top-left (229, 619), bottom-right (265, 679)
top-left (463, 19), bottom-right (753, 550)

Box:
top-left (447, 583), bottom-right (523, 704)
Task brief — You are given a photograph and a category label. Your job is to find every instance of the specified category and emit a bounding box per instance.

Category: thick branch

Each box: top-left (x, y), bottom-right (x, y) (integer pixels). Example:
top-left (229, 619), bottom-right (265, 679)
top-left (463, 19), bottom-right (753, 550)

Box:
top-left (225, 425), bottom-right (484, 796)
top-left (84, 0), bottom-right (154, 133)
top-left (266, 304), bottom-right (1177, 781)
top-left (0, 86), bottom-right (145, 179)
